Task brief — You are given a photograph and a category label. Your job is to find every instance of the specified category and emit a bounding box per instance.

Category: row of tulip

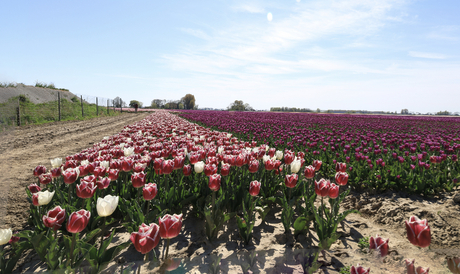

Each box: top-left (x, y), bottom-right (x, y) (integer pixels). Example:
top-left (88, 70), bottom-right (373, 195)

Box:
top-left (179, 110), bottom-right (460, 194)
top-left (0, 110), bottom-right (456, 273)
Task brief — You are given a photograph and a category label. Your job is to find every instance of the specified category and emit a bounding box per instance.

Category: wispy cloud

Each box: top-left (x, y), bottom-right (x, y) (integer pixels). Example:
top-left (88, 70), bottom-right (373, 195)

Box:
top-left (232, 4), bottom-right (265, 14)
top-left (179, 28), bottom-right (211, 40)
top-left (408, 51), bottom-right (447, 59)
top-left (427, 25), bottom-right (459, 41)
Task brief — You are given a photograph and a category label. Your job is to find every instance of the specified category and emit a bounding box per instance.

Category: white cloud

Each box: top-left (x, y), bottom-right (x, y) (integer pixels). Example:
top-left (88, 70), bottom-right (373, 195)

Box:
top-left (408, 51), bottom-right (447, 59)
top-left (180, 28), bottom-right (211, 40)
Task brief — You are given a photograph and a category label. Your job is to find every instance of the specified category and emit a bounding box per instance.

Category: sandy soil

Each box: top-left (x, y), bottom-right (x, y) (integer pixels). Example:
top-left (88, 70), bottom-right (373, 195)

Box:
top-left (1, 113), bottom-right (459, 273)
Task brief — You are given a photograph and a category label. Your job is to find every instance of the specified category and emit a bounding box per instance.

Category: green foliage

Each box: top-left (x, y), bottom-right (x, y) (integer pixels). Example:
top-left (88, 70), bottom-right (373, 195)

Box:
top-left (228, 100), bottom-right (254, 111)
top-left (0, 82), bottom-right (18, 88)
top-left (339, 265), bottom-right (351, 274)
top-left (129, 100), bottom-right (143, 108)
top-left (358, 236), bottom-right (370, 253)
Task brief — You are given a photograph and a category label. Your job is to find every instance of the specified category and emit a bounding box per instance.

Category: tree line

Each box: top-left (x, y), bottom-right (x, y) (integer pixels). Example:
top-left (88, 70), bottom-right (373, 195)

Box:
top-left (112, 94), bottom-right (196, 110)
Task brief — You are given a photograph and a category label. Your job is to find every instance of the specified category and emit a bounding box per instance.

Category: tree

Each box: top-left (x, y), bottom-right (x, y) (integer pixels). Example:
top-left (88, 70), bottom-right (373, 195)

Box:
top-left (151, 99), bottom-right (166, 109)
top-left (181, 94), bottom-right (196, 110)
top-left (113, 97), bottom-right (124, 108)
top-left (228, 100), bottom-right (253, 111)
top-left (129, 100), bottom-right (143, 108)
top-left (401, 109), bottom-right (409, 114)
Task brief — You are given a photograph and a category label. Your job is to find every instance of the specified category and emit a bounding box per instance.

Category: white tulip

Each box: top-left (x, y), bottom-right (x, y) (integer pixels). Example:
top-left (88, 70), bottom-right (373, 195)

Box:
top-left (50, 158), bottom-right (62, 168)
top-left (227, 133), bottom-right (232, 138)
top-left (124, 147), bottom-right (134, 157)
top-left (187, 134), bottom-right (191, 139)
top-left (126, 138), bottom-right (132, 143)
top-left (0, 228), bottom-right (12, 245)
top-left (103, 136), bottom-right (110, 140)
top-left (100, 161), bottom-right (110, 169)
top-left (194, 161), bottom-right (205, 173)
top-left (38, 190), bottom-right (55, 206)
top-left (81, 160), bottom-right (89, 166)
top-left (275, 150), bottom-right (283, 160)
top-left (97, 195), bottom-right (119, 217)
top-left (290, 159), bottom-right (301, 174)
top-left (218, 146), bottom-right (224, 154)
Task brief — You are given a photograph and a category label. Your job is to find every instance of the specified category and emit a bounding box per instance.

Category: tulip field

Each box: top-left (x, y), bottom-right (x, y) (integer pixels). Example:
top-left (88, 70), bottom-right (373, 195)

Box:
top-left (1, 110), bottom-right (460, 273)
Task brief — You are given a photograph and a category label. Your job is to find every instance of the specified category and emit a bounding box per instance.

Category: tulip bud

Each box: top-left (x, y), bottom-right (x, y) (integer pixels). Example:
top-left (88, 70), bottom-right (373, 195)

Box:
top-left (335, 162), bottom-right (347, 172)
top-left (350, 264), bottom-right (370, 274)
top-left (96, 177), bottom-right (111, 189)
top-left (143, 183), bottom-right (158, 201)
top-left (249, 180), bottom-right (261, 196)
top-left (33, 190), bottom-right (55, 206)
top-left (447, 257), bottom-right (460, 274)
top-left (369, 234), bottom-right (389, 257)
top-left (183, 164), bottom-right (192, 176)
top-left (62, 168), bottom-right (80, 184)
top-left (67, 209), bottom-right (91, 233)
top-left (8, 232), bottom-right (19, 244)
top-left (275, 150), bottom-right (283, 160)
top-left (97, 195), bottom-right (119, 217)
top-left (130, 223), bottom-right (161, 254)
top-left (194, 161), bottom-right (205, 173)
top-left (312, 160), bottom-right (322, 171)
top-left (131, 172), bottom-right (146, 188)
top-left (335, 172), bottom-right (349, 186)
top-left (161, 159), bottom-right (174, 175)
top-left (328, 183), bottom-right (339, 199)
top-left (405, 216), bottom-right (431, 248)
top-left (208, 174), bottom-right (221, 192)
top-left (304, 165), bottom-right (315, 179)
top-left (50, 167), bottom-right (62, 178)
top-left (0, 228), bottom-right (12, 245)
top-left (204, 164), bottom-right (218, 176)
top-left (28, 183), bottom-right (41, 194)
top-left (159, 214), bottom-right (183, 239)
top-left (315, 179), bottom-right (330, 197)
top-left (290, 158), bottom-right (301, 174)
top-left (248, 160), bottom-right (259, 173)
top-left (33, 165), bottom-right (47, 177)
top-left (220, 163), bottom-right (231, 176)
top-left (285, 174), bottom-right (298, 188)
top-left (43, 206), bottom-right (66, 231)
top-left (76, 180), bottom-right (97, 199)
top-left (50, 158), bottom-right (62, 169)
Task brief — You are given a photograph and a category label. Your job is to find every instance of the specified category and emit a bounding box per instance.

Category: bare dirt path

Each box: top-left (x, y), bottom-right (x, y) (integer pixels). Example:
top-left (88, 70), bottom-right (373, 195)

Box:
top-left (0, 113), bottom-right (149, 232)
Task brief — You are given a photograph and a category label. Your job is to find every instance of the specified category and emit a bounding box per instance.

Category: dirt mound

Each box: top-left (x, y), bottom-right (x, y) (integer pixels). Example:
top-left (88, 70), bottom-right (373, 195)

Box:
top-left (0, 84), bottom-right (76, 104)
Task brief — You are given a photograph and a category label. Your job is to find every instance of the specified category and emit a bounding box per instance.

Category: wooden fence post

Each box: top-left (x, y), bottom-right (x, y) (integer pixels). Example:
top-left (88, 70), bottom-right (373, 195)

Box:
top-left (81, 95), bottom-right (84, 117)
top-left (16, 106), bottom-right (20, 126)
top-left (107, 100), bottom-right (109, 115)
top-left (96, 97), bottom-right (99, 116)
top-left (58, 92), bottom-right (61, 121)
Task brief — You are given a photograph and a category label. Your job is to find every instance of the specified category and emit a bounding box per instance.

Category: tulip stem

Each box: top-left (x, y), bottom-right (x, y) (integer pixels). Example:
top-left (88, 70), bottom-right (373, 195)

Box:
top-left (100, 217), bottom-right (106, 251)
top-left (212, 191), bottom-right (216, 210)
top-left (165, 238), bottom-right (170, 259)
top-left (68, 232), bottom-right (77, 268)
top-left (145, 200), bottom-right (151, 222)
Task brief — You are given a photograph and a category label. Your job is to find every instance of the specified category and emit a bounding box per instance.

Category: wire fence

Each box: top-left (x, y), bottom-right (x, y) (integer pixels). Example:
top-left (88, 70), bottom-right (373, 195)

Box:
top-left (0, 91), bottom-right (121, 129)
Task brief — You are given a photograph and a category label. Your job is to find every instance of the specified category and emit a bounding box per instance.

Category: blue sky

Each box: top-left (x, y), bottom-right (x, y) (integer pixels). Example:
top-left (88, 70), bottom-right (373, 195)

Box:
top-left (1, 0), bottom-right (459, 113)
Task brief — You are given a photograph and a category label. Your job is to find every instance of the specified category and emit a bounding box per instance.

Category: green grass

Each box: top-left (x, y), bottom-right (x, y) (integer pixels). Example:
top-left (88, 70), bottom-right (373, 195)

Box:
top-left (35, 81), bottom-right (69, 91)
top-left (0, 96), bottom-right (121, 129)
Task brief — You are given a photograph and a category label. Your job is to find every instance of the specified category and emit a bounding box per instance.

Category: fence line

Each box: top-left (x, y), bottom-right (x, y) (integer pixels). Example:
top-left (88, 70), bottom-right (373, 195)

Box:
top-left (0, 92), bottom-right (121, 128)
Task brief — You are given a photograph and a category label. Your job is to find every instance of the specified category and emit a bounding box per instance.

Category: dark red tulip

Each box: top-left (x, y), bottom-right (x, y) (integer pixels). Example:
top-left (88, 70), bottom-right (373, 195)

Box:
top-left (315, 179), bottom-right (330, 197)
top-left (143, 183), bottom-right (158, 201)
top-left (159, 214), bottom-right (183, 239)
top-left (67, 209), bottom-right (91, 233)
top-left (328, 183), bottom-right (339, 199)
top-left (173, 156), bottom-right (185, 170)
top-left (304, 165), bottom-right (315, 179)
top-left (28, 183), bottom-right (41, 194)
top-left (161, 159), bottom-right (174, 175)
top-left (33, 165), bottom-right (47, 177)
top-left (208, 174), bottom-right (221, 192)
top-left (235, 154), bottom-right (245, 167)
top-left (93, 166), bottom-right (107, 177)
top-left (39, 173), bottom-right (52, 185)
top-left (50, 167), bottom-right (62, 178)
top-left (108, 169), bottom-right (120, 181)
top-left (43, 206), bottom-right (66, 231)
top-left (249, 180), bottom-right (261, 196)
top-left (131, 172), bottom-right (146, 188)
top-left (335, 172), bottom-right (349, 186)
top-left (284, 151), bottom-right (295, 165)
top-left (369, 234), bottom-right (389, 257)
top-left (62, 168), bottom-right (79, 184)
top-left (183, 164), bottom-right (192, 176)
top-left (350, 264), bottom-right (370, 274)
top-left (220, 163), bottom-right (231, 176)
top-left (96, 177), bottom-right (111, 190)
top-left (405, 216), bottom-right (431, 248)
top-left (204, 164), bottom-right (218, 176)
top-left (121, 158), bottom-right (134, 172)
top-left (248, 160), bottom-right (259, 173)
top-left (312, 160), bottom-right (322, 171)
top-left (130, 223), bottom-right (161, 254)
top-left (264, 159), bottom-right (276, 171)
top-left (285, 174), bottom-right (298, 188)
top-left (335, 162), bottom-right (347, 172)
top-left (76, 180), bottom-right (97, 199)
